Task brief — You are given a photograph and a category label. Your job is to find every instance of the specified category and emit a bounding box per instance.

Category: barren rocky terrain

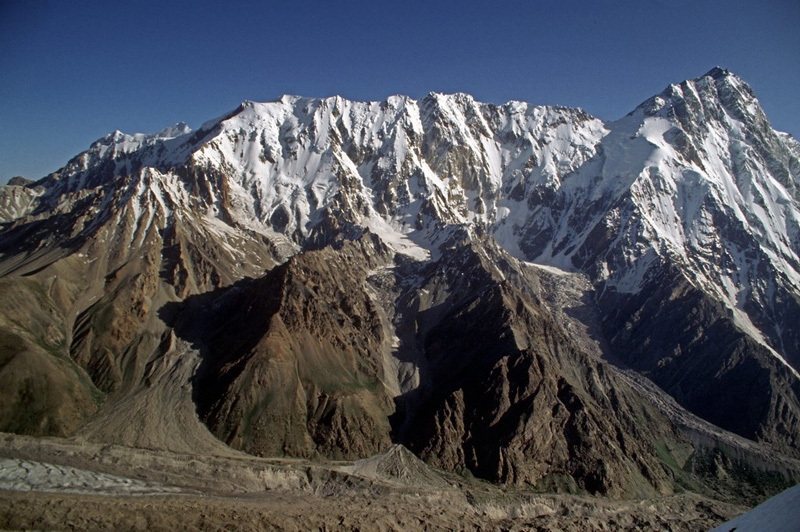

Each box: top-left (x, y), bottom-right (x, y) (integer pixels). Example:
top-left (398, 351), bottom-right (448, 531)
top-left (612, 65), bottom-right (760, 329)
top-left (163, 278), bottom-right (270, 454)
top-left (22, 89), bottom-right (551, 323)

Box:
top-left (0, 433), bottom-right (745, 531)
top-left (2, 68), bottom-right (800, 530)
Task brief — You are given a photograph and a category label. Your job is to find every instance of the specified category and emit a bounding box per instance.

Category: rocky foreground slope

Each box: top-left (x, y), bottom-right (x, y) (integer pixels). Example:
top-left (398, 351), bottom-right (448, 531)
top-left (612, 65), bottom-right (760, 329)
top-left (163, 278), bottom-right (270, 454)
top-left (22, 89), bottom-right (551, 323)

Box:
top-left (1, 68), bottom-right (799, 514)
top-left (0, 433), bottom-right (748, 531)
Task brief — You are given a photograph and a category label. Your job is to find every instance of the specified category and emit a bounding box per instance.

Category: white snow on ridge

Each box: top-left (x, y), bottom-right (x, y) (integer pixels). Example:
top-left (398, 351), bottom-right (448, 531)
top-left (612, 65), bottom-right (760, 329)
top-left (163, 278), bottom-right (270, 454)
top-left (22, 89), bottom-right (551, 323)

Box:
top-left (732, 308), bottom-right (800, 380)
top-left (34, 75), bottom-right (800, 377)
top-left (0, 183), bottom-right (43, 223)
top-left (176, 92), bottom-right (611, 262)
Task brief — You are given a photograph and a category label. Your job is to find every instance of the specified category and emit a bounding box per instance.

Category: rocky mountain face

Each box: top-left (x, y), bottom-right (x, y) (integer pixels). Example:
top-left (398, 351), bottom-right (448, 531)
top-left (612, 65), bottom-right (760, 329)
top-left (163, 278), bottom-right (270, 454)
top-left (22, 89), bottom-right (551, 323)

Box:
top-left (1, 68), bottom-right (799, 500)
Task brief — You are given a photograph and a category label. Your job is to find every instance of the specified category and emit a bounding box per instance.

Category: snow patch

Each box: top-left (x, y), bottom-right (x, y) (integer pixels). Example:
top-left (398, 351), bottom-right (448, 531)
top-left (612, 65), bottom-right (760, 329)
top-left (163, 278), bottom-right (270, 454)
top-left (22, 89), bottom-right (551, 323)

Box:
top-left (709, 483), bottom-right (800, 532)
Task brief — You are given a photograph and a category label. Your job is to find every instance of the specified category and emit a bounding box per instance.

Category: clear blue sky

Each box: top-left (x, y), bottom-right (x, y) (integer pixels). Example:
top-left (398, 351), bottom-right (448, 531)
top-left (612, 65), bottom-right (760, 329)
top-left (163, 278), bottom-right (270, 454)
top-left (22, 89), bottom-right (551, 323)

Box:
top-left (1, 0), bottom-right (798, 183)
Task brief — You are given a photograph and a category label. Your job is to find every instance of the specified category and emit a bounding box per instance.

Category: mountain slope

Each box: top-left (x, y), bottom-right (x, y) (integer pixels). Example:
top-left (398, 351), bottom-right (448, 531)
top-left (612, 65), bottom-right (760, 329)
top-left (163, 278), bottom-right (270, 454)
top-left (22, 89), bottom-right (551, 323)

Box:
top-left (1, 68), bottom-right (799, 501)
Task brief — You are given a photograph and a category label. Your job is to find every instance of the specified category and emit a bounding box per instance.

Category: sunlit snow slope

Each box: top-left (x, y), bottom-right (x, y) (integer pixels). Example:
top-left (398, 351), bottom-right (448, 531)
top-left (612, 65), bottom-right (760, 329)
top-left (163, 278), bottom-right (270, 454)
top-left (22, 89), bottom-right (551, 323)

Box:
top-left (2, 67), bottom-right (799, 457)
top-left (19, 68), bottom-right (798, 372)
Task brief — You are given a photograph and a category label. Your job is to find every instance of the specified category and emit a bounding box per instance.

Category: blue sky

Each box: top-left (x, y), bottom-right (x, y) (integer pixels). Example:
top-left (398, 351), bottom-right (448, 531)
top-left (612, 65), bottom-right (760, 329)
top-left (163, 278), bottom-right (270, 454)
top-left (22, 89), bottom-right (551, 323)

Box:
top-left (1, 0), bottom-right (798, 183)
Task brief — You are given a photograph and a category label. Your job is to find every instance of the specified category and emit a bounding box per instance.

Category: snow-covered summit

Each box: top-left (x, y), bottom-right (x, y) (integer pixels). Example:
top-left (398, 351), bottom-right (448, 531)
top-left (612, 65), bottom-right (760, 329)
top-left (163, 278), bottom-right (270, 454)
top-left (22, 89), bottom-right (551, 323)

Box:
top-left (3, 68), bottom-right (800, 469)
top-left (15, 69), bottom-right (800, 374)
top-left (156, 122), bottom-right (192, 139)
top-left (508, 68), bottom-right (800, 373)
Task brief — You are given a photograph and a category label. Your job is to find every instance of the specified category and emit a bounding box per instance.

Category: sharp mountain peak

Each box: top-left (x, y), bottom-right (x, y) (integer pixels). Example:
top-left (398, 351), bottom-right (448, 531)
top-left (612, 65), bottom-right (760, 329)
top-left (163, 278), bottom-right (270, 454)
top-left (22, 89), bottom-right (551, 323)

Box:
top-left (1, 68), bottom-right (799, 509)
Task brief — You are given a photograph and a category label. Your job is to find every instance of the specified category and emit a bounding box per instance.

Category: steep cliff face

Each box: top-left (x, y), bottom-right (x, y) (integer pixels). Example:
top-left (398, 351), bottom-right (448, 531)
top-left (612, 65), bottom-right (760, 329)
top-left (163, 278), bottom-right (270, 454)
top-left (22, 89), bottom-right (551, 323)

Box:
top-left (601, 264), bottom-right (800, 451)
top-left (387, 237), bottom-right (685, 496)
top-left (1, 68), bottom-right (799, 498)
top-left (181, 234), bottom-right (397, 459)
top-left (584, 69), bottom-right (800, 455)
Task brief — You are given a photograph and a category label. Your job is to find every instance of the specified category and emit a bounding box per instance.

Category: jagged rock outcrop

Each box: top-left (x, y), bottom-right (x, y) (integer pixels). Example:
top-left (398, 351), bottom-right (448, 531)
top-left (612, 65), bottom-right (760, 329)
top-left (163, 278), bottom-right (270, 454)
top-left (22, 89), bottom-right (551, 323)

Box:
top-left (175, 233), bottom-right (396, 459)
top-left (385, 236), bottom-right (684, 496)
top-left (600, 264), bottom-right (800, 453)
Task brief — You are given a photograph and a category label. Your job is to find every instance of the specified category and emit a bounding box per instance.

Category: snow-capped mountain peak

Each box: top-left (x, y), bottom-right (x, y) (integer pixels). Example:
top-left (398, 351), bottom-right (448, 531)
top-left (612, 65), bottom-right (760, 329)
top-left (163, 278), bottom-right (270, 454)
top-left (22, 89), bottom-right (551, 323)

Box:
top-left (3, 68), bottom-right (800, 499)
top-left (13, 69), bottom-right (800, 376)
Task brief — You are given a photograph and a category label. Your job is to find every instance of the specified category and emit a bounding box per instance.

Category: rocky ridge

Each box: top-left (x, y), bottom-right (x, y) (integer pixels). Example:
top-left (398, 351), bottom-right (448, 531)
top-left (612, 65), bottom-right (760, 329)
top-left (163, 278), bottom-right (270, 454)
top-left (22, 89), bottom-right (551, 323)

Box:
top-left (0, 68), bottom-right (799, 509)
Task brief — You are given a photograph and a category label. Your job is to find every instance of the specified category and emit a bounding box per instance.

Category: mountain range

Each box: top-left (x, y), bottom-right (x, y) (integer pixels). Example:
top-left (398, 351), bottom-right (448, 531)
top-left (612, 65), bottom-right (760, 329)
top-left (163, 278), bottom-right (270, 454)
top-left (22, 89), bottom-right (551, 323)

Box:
top-left (1, 67), bottom-right (799, 505)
